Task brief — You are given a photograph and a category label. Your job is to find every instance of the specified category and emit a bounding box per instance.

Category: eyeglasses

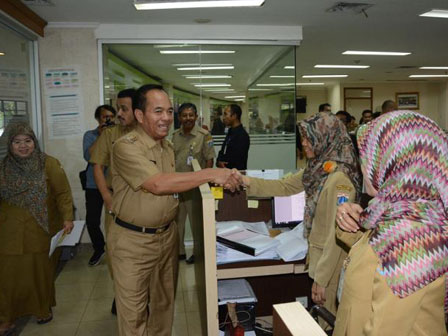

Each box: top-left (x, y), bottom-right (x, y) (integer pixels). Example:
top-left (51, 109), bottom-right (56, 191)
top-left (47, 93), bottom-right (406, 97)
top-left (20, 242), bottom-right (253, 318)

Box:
top-left (12, 139), bottom-right (34, 146)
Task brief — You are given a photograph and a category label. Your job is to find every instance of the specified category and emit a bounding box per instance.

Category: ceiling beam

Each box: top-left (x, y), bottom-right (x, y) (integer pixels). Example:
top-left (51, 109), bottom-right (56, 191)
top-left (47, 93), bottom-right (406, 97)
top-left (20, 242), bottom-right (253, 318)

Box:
top-left (0, 0), bottom-right (47, 37)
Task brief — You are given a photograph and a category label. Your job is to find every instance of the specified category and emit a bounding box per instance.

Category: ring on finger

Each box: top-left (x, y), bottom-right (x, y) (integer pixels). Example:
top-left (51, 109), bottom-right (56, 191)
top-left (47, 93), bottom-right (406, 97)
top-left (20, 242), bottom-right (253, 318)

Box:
top-left (339, 215), bottom-right (343, 221)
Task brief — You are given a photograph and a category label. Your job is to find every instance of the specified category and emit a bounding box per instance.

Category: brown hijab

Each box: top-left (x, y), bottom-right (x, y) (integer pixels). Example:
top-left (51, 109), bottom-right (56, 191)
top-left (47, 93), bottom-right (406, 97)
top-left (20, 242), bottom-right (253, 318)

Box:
top-left (0, 122), bottom-right (48, 232)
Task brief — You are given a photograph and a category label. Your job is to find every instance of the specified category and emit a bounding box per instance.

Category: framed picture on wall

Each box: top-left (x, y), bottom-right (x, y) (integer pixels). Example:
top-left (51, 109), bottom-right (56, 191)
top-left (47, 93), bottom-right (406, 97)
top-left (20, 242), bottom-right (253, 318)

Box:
top-left (396, 92), bottom-right (419, 110)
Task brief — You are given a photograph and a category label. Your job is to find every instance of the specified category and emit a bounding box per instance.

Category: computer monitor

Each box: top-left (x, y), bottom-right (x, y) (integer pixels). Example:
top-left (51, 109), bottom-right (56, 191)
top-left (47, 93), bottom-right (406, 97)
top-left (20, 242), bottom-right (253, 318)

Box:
top-left (272, 191), bottom-right (305, 228)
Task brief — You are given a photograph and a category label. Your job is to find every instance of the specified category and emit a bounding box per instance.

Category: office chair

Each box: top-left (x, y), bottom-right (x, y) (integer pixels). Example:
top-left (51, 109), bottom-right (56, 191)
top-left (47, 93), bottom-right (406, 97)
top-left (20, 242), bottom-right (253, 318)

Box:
top-left (309, 305), bottom-right (335, 336)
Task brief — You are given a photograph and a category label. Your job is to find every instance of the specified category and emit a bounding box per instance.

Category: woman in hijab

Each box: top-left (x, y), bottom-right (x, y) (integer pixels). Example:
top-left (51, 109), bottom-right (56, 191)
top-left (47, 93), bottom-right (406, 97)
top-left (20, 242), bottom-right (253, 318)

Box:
top-left (0, 123), bottom-right (74, 335)
top-left (335, 111), bottom-right (448, 335)
top-left (239, 112), bottom-right (361, 321)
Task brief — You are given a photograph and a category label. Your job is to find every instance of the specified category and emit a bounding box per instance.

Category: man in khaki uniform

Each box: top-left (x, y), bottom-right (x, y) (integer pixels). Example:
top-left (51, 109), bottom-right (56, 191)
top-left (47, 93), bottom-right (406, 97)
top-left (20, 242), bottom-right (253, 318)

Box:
top-left (107, 84), bottom-right (239, 336)
top-left (172, 103), bottom-right (215, 262)
top-left (90, 88), bottom-right (136, 313)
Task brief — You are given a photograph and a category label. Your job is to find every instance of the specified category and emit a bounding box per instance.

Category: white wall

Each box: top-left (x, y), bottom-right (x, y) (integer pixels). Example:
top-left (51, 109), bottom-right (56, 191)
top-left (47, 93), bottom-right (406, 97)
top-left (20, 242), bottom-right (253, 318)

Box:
top-left (39, 28), bottom-right (99, 241)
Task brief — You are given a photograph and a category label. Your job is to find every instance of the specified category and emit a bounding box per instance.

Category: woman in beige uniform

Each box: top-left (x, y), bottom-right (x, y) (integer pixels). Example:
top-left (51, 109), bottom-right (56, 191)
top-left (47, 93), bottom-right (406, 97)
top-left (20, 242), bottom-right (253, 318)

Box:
top-left (240, 112), bottom-right (361, 320)
top-left (0, 123), bottom-right (73, 335)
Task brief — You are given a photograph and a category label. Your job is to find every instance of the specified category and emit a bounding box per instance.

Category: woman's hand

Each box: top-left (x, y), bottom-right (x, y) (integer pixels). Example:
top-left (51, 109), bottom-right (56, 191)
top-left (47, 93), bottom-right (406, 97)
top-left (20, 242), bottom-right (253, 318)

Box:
top-left (63, 221), bottom-right (74, 234)
top-left (336, 203), bottom-right (363, 232)
top-left (311, 282), bottom-right (326, 305)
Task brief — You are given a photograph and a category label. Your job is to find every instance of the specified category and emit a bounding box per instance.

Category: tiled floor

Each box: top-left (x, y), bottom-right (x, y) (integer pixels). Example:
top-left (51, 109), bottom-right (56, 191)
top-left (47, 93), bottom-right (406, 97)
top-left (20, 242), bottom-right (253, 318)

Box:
top-left (19, 245), bottom-right (200, 336)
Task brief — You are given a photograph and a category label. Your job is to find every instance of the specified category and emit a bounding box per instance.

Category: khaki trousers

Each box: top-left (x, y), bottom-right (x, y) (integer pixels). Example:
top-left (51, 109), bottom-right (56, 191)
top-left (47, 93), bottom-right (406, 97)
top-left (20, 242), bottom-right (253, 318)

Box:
top-left (108, 222), bottom-right (179, 336)
top-left (334, 232), bottom-right (447, 336)
top-left (176, 190), bottom-right (195, 256)
top-left (104, 209), bottom-right (114, 278)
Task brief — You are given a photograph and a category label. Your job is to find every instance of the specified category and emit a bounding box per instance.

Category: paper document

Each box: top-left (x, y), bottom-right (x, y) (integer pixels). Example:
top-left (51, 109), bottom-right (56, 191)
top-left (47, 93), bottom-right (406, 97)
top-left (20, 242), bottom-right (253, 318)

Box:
top-left (218, 279), bottom-right (257, 305)
top-left (49, 220), bottom-right (86, 257)
top-left (274, 223), bottom-right (308, 262)
top-left (246, 169), bottom-right (283, 180)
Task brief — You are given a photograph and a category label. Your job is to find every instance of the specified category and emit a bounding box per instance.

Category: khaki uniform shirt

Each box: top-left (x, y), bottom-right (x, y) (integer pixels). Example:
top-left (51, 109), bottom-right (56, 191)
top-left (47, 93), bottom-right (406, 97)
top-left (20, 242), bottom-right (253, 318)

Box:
top-left (246, 170), bottom-right (356, 287)
top-left (90, 124), bottom-right (134, 188)
top-left (111, 125), bottom-right (179, 228)
top-left (171, 125), bottom-right (215, 172)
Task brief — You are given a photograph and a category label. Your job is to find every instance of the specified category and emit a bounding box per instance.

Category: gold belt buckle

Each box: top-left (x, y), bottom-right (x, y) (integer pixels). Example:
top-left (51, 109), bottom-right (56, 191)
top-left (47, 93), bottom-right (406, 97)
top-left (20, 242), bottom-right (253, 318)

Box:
top-left (156, 227), bottom-right (164, 234)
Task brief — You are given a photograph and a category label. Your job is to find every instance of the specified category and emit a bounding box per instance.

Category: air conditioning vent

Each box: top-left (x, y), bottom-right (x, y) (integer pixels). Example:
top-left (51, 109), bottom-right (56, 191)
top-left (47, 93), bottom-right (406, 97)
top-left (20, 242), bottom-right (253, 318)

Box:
top-left (396, 65), bottom-right (419, 69)
top-left (327, 2), bottom-right (373, 14)
top-left (22, 0), bottom-right (54, 6)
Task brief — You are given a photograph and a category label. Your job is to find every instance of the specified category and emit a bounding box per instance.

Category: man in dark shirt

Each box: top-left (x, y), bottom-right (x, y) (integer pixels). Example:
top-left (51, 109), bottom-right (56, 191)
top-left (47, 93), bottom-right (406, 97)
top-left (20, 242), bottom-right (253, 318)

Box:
top-left (216, 104), bottom-right (250, 170)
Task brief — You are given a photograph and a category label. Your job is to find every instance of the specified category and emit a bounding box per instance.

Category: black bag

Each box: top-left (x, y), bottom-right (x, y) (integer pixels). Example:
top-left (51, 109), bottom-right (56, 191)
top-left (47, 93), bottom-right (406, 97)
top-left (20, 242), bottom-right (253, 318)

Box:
top-left (79, 163), bottom-right (89, 190)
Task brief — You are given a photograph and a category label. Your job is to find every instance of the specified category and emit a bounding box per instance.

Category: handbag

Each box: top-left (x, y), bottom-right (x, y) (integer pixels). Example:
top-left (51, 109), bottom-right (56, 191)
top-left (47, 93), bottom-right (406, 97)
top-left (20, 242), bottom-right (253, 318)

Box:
top-left (79, 163), bottom-right (89, 190)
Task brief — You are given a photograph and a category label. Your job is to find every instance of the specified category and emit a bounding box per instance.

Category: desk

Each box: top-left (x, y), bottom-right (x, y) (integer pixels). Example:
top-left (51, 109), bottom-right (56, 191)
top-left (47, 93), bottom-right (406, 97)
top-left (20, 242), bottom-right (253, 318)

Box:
top-left (192, 161), bottom-right (312, 335)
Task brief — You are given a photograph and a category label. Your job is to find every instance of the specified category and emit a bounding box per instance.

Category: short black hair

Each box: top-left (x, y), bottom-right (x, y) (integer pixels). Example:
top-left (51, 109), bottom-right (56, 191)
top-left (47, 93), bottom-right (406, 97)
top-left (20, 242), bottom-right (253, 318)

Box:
top-left (382, 100), bottom-right (396, 112)
top-left (133, 84), bottom-right (166, 112)
top-left (319, 103), bottom-right (331, 112)
top-left (117, 88), bottom-right (136, 100)
top-left (179, 103), bottom-right (197, 116)
top-left (94, 104), bottom-right (116, 120)
top-left (362, 109), bottom-right (372, 116)
top-left (228, 104), bottom-right (242, 121)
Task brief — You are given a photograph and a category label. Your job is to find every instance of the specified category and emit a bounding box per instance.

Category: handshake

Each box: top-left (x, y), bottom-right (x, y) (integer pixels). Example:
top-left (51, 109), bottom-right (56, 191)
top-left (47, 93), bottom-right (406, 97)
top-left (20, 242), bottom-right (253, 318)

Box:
top-left (208, 168), bottom-right (249, 192)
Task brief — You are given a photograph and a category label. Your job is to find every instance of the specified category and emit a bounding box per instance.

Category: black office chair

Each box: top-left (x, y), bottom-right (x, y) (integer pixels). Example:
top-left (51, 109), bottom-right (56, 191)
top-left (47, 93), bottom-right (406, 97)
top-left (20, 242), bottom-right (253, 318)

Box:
top-left (309, 305), bottom-right (335, 336)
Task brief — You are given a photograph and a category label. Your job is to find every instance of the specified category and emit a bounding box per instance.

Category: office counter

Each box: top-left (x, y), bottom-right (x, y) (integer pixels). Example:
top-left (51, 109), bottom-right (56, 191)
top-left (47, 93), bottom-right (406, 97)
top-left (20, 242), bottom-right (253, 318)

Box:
top-left (191, 161), bottom-right (312, 335)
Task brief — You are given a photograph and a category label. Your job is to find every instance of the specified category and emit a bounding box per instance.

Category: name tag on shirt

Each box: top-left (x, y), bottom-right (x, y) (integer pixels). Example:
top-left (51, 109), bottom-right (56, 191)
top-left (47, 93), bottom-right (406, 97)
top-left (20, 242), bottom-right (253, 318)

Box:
top-left (187, 155), bottom-right (193, 166)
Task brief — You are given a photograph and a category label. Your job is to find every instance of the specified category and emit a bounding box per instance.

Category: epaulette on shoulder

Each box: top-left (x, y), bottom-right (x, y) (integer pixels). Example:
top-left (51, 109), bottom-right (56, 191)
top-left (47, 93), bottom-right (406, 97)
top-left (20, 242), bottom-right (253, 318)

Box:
top-left (121, 133), bottom-right (138, 144)
top-left (165, 139), bottom-right (174, 147)
top-left (198, 127), bottom-right (209, 135)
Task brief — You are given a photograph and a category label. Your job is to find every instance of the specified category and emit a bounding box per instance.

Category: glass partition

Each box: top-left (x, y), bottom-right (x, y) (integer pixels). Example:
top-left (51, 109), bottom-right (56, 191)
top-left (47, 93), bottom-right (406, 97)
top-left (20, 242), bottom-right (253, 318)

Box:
top-left (0, 22), bottom-right (38, 157)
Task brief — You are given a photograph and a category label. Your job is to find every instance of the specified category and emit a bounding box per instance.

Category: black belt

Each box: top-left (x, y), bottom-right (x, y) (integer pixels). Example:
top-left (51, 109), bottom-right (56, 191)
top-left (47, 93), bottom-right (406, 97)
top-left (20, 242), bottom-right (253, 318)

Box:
top-left (115, 216), bottom-right (171, 234)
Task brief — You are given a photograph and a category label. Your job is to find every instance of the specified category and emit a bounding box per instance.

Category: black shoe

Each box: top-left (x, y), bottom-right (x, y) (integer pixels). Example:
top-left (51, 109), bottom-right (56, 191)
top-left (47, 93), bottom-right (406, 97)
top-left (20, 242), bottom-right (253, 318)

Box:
top-left (111, 299), bottom-right (117, 315)
top-left (186, 255), bottom-right (195, 264)
top-left (88, 250), bottom-right (105, 266)
top-left (179, 254), bottom-right (186, 260)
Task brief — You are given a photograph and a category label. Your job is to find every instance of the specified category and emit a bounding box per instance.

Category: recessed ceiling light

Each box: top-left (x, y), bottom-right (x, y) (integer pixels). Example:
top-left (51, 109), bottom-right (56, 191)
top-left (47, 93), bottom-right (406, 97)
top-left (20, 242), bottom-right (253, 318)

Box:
top-left (178, 66), bottom-right (234, 70)
top-left (160, 50), bottom-right (235, 54)
top-left (256, 83), bottom-right (294, 86)
top-left (343, 50), bottom-right (411, 56)
top-left (296, 83), bottom-right (325, 86)
top-left (224, 95), bottom-right (245, 98)
top-left (409, 74), bottom-right (448, 78)
top-left (134, 0), bottom-right (265, 10)
top-left (314, 64), bottom-right (370, 69)
top-left (0, 52), bottom-right (5, 56)
top-left (193, 83), bottom-right (231, 87)
top-left (302, 75), bottom-right (348, 78)
top-left (419, 66), bottom-right (448, 70)
top-left (183, 75), bottom-right (232, 79)
top-left (284, 66), bottom-right (295, 69)
top-left (248, 88), bottom-right (272, 91)
top-left (420, 9), bottom-right (448, 18)
top-left (269, 75), bottom-right (295, 78)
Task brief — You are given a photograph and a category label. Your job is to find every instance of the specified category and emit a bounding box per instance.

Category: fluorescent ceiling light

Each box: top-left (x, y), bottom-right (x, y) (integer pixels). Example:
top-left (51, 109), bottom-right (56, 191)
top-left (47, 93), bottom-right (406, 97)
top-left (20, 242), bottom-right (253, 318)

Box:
top-left (257, 83), bottom-right (294, 87)
top-left (224, 95), bottom-right (245, 98)
top-left (154, 44), bottom-right (197, 48)
top-left (409, 74), bottom-right (448, 78)
top-left (0, 52), bottom-right (4, 56)
top-left (419, 66), bottom-right (448, 70)
top-left (420, 9), bottom-right (448, 18)
top-left (296, 82), bottom-right (325, 86)
top-left (134, 0), bottom-right (265, 10)
top-left (183, 75), bottom-right (232, 79)
top-left (204, 89), bottom-right (234, 92)
top-left (343, 50), bottom-right (411, 56)
top-left (160, 50), bottom-right (235, 54)
top-left (234, 99), bottom-right (245, 101)
top-left (178, 66), bottom-right (234, 70)
top-left (315, 64), bottom-right (370, 69)
top-left (193, 83), bottom-right (231, 87)
top-left (248, 88), bottom-right (271, 91)
top-left (173, 63), bottom-right (231, 66)
top-left (284, 65), bottom-right (295, 69)
top-left (302, 75), bottom-right (348, 78)
top-left (270, 75), bottom-right (295, 78)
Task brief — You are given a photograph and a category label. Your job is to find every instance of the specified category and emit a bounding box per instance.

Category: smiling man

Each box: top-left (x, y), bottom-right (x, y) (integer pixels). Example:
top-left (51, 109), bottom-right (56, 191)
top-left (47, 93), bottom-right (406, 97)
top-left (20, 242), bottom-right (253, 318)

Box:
top-left (172, 103), bottom-right (215, 263)
top-left (108, 84), bottom-right (239, 336)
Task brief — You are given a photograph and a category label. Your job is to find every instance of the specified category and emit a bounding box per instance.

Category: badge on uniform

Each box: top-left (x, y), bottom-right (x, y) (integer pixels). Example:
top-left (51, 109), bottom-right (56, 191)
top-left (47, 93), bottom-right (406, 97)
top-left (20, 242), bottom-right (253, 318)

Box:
top-left (337, 192), bottom-right (349, 205)
top-left (186, 156), bottom-right (193, 166)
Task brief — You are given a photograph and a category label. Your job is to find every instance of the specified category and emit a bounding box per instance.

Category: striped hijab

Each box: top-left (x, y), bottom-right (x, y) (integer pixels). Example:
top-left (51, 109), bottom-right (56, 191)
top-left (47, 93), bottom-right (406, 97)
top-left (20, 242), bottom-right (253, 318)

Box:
top-left (357, 110), bottom-right (448, 298)
top-left (299, 112), bottom-right (361, 236)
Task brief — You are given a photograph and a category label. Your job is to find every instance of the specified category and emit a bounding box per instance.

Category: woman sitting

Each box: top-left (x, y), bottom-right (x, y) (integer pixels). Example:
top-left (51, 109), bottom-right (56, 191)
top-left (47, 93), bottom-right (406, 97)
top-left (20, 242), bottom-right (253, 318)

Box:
top-left (335, 110), bottom-right (448, 335)
top-left (240, 112), bottom-right (361, 325)
top-left (0, 123), bottom-right (74, 335)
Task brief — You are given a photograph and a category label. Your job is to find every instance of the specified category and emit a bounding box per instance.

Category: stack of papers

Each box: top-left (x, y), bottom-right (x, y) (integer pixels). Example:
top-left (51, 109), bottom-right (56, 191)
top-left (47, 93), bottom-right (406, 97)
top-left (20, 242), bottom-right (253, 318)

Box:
top-left (246, 169), bottom-right (283, 180)
top-left (274, 223), bottom-right (308, 262)
top-left (218, 279), bottom-right (257, 305)
top-left (216, 242), bottom-right (279, 265)
top-left (216, 221), bottom-right (280, 256)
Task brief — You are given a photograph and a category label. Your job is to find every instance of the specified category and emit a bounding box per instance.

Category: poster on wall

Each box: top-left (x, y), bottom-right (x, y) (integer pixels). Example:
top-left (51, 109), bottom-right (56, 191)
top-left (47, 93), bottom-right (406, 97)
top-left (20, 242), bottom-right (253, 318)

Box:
top-left (43, 67), bottom-right (85, 139)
